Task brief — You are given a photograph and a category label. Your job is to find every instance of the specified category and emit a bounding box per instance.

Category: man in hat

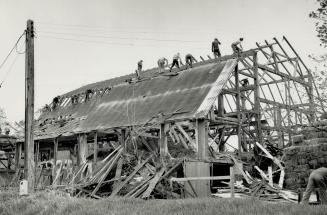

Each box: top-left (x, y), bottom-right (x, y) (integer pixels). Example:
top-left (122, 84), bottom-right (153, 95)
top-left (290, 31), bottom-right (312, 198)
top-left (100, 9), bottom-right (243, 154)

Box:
top-left (212, 38), bottom-right (222, 58)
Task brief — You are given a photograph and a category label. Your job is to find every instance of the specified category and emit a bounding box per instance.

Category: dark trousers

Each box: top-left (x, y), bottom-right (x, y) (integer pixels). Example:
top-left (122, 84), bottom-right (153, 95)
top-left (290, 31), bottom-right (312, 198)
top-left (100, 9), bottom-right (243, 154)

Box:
top-left (213, 49), bottom-right (221, 57)
top-left (170, 59), bottom-right (180, 71)
top-left (186, 56), bottom-right (193, 68)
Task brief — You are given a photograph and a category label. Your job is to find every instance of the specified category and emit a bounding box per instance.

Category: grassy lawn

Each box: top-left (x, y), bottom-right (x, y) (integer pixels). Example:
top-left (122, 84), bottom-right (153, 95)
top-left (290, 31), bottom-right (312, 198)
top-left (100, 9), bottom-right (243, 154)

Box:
top-left (0, 191), bottom-right (326, 215)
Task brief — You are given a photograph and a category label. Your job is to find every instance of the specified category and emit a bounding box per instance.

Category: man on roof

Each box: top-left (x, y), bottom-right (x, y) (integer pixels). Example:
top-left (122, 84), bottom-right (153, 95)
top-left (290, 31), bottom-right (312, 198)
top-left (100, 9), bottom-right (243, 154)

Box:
top-left (135, 60), bottom-right (143, 79)
top-left (301, 167), bottom-right (327, 205)
top-left (231, 37), bottom-right (244, 55)
top-left (185, 53), bottom-right (196, 68)
top-left (169, 53), bottom-right (181, 72)
top-left (157, 57), bottom-right (168, 73)
top-left (212, 38), bottom-right (222, 58)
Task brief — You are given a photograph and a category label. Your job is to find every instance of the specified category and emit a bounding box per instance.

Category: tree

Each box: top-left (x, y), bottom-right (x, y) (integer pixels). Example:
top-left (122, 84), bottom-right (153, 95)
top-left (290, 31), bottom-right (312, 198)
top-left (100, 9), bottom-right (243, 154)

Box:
top-left (310, 0), bottom-right (327, 46)
top-left (0, 107), bottom-right (7, 134)
top-left (309, 1), bottom-right (327, 113)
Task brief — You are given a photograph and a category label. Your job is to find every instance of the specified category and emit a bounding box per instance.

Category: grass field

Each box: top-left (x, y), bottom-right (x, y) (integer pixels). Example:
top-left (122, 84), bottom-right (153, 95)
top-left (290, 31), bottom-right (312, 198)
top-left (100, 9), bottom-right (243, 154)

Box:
top-left (0, 191), bottom-right (326, 215)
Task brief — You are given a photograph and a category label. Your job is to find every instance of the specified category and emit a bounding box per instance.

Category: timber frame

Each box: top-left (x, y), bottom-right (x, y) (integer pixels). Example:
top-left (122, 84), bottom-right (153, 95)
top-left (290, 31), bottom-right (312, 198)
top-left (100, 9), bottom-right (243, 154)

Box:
top-left (31, 36), bottom-right (322, 163)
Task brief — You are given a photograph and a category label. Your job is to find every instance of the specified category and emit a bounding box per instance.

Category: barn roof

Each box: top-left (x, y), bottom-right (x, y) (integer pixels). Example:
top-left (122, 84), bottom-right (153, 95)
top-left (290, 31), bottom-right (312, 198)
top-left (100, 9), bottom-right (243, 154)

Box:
top-left (35, 59), bottom-right (237, 140)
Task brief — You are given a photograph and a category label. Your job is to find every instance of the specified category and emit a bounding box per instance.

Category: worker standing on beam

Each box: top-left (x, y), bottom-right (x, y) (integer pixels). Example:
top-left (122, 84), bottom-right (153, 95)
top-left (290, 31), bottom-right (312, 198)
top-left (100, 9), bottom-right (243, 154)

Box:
top-left (231, 37), bottom-right (244, 55)
top-left (169, 53), bottom-right (181, 72)
top-left (212, 38), bottom-right (221, 58)
top-left (185, 53), bottom-right (196, 69)
top-left (157, 57), bottom-right (168, 73)
top-left (301, 167), bottom-right (327, 205)
top-left (135, 60), bottom-right (143, 79)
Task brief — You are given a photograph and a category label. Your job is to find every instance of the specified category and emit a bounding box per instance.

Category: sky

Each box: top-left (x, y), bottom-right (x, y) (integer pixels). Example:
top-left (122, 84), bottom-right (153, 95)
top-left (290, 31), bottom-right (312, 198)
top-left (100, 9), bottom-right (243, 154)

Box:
top-left (0, 0), bottom-right (325, 122)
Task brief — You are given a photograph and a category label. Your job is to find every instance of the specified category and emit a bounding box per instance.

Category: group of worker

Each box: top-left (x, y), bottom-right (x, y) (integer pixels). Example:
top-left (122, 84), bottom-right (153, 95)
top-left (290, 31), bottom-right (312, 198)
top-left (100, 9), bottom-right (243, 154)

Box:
top-left (135, 37), bottom-right (244, 79)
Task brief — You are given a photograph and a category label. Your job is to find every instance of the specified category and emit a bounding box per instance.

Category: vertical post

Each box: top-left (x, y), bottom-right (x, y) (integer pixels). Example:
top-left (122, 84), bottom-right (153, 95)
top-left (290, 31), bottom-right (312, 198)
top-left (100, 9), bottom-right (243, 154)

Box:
top-left (35, 141), bottom-right (39, 166)
top-left (285, 81), bottom-right (292, 143)
top-left (93, 132), bottom-right (98, 164)
top-left (7, 152), bottom-right (12, 169)
top-left (160, 123), bottom-right (168, 157)
top-left (15, 142), bottom-right (22, 171)
top-left (276, 107), bottom-right (283, 148)
top-left (308, 73), bottom-right (315, 123)
top-left (77, 133), bottom-right (87, 166)
top-left (53, 138), bottom-right (58, 168)
top-left (24, 19), bottom-right (35, 193)
top-left (234, 63), bottom-right (242, 151)
top-left (121, 128), bottom-right (126, 152)
top-left (230, 166), bottom-right (235, 198)
top-left (217, 94), bottom-right (226, 152)
top-left (253, 52), bottom-right (262, 144)
top-left (217, 93), bottom-right (224, 117)
top-left (196, 119), bottom-right (208, 159)
top-left (53, 138), bottom-right (58, 183)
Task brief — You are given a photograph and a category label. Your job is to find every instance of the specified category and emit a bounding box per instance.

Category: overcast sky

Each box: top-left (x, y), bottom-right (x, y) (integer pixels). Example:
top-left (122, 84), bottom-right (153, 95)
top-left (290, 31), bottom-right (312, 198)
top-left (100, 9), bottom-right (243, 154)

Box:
top-left (0, 0), bottom-right (324, 122)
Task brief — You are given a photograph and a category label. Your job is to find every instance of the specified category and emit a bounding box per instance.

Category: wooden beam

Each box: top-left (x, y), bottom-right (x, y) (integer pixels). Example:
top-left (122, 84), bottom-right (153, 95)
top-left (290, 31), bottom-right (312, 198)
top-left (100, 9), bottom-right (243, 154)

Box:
top-left (121, 128), bottom-right (126, 153)
top-left (53, 138), bottom-right (58, 169)
top-left (142, 167), bottom-right (165, 198)
top-left (253, 52), bottom-right (262, 144)
top-left (260, 98), bottom-right (311, 109)
top-left (77, 134), bottom-right (88, 166)
top-left (224, 85), bottom-right (256, 92)
top-left (92, 149), bottom-right (123, 196)
top-left (170, 176), bottom-right (231, 182)
top-left (15, 142), bottom-right (22, 171)
top-left (93, 132), bottom-right (98, 164)
top-left (175, 124), bottom-right (196, 149)
top-left (196, 119), bottom-right (208, 159)
top-left (222, 89), bottom-right (237, 95)
top-left (258, 64), bottom-right (309, 86)
top-left (35, 141), bottom-right (39, 166)
top-left (230, 166), bottom-right (235, 198)
top-left (259, 78), bottom-right (288, 86)
top-left (160, 123), bottom-right (169, 157)
top-left (217, 93), bottom-right (224, 117)
top-left (110, 155), bottom-right (153, 197)
top-left (234, 64), bottom-right (242, 152)
top-left (275, 107), bottom-right (284, 148)
top-left (113, 157), bottom-right (123, 189)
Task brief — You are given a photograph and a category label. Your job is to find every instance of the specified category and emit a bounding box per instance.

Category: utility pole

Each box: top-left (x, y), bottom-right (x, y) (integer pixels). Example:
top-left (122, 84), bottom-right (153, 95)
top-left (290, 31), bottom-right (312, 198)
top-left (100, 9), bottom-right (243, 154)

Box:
top-left (24, 19), bottom-right (35, 193)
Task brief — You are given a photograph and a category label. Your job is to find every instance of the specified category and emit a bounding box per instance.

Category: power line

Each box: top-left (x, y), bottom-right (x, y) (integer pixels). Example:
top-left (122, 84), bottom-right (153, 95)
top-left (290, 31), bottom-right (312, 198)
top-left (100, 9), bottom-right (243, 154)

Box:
top-left (0, 53), bottom-right (20, 88)
top-left (38, 30), bottom-right (205, 43)
top-left (38, 35), bottom-right (135, 46)
top-left (37, 34), bottom-right (205, 49)
top-left (36, 21), bottom-right (225, 35)
top-left (0, 31), bottom-right (25, 73)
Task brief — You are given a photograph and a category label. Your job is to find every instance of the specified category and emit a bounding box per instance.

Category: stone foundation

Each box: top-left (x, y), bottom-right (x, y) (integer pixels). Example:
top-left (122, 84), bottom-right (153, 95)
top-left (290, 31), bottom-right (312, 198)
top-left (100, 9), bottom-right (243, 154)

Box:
top-left (283, 119), bottom-right (327, 190)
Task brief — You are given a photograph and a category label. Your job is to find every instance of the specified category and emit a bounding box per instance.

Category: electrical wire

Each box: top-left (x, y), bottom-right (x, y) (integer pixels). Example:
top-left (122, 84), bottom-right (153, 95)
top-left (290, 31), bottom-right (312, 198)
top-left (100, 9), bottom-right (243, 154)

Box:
top-left (15, 40), bottom-right (26, 54)
top-left (38, 34), bottom-right (134, 46)
top-left (0, 53), bottom-right (20, 88)
top-left (38, 30), bottom-right (205, 43)
top-left (0, 31), bottom-right (25, 72)
top-left (36, 21), bottom-right (225, 35)
top-left (37, 34), bottom-right (205, 49)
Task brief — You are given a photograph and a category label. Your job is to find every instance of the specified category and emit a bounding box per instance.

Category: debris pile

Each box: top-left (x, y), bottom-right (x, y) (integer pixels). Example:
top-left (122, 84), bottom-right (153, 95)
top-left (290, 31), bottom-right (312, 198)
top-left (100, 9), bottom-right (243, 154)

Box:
top-left (42, 135), bottom-right (189, 199)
